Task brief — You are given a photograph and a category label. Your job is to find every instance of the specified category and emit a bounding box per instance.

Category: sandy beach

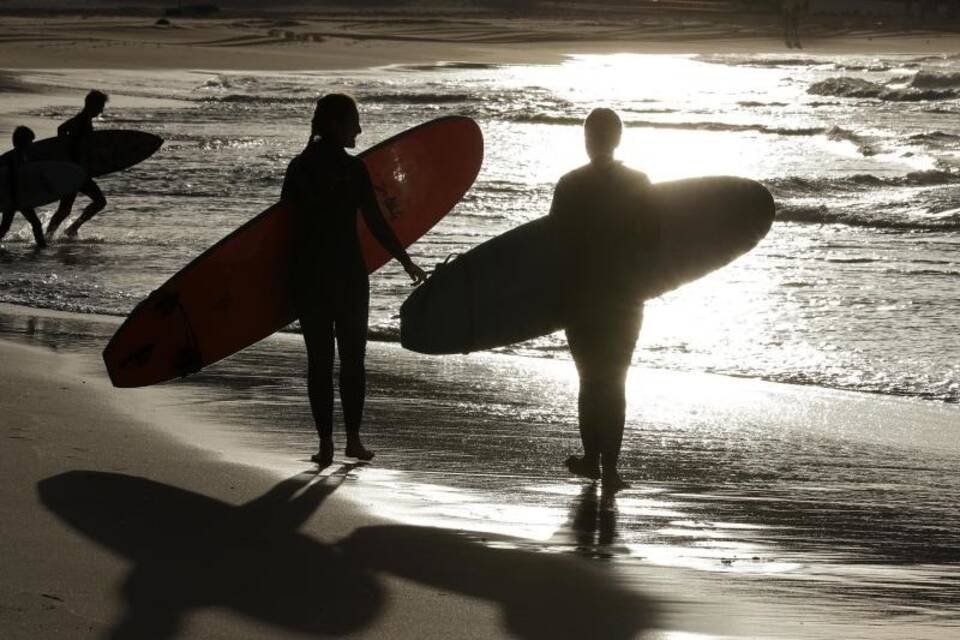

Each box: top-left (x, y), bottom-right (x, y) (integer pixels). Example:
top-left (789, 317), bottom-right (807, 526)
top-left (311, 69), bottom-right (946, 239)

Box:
top-left (3, 5), bottom-right (960, 639)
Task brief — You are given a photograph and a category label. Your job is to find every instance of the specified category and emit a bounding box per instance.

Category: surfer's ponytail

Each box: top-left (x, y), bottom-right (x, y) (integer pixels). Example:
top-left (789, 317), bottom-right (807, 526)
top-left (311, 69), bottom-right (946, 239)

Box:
top-left (309, 93), bottom-right (357, 146)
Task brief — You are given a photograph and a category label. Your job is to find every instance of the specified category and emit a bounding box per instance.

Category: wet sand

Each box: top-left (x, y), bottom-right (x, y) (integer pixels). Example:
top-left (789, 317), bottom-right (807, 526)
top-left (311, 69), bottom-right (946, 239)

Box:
top-left (2, 302), bottom-right (959, 639)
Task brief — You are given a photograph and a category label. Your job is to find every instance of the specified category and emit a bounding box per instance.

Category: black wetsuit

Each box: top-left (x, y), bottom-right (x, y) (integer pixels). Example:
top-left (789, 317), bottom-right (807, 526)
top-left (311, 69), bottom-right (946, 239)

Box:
top-left (281, 138), bottom-right (408, 440)
top-left (0, 147), bottom-right (46, 246)
top-left (47, 111), bottom-right (106, 234)
top-left (548, 159), bottom-right (656, 472)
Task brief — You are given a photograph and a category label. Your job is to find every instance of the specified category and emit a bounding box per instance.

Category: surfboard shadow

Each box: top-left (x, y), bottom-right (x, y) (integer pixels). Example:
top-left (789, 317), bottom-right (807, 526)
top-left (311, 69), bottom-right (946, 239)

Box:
top-left (38, 467), bottom-right (381, 639)
top-left (340, 522), bottom-right (655, 640)
top-left (39, 469), bottom-right (657, 640)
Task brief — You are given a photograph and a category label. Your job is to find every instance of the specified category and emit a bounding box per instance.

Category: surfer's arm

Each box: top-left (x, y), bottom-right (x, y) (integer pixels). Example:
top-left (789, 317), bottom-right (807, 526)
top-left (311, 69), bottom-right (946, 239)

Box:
top-left (357, 166), bottom-right (426, 284)
top-left (547, 178), bottom-right (567, 219)
top-left (632, 174), bottom-right (659, 261)
top-left (547, 177), bottom-right (580, 241)
top-left (357, 165), bottom-right (416, 269)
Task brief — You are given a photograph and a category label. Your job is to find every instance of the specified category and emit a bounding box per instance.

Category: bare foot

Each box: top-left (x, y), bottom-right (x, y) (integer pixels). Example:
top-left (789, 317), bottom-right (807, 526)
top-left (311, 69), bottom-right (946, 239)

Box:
top-left (345, 441), bottom-right (375, 461)
top-left (601, 472), bottom-right (630, 493)
top-left (565, 455), bottom-right (601, 480)
top-left (310, 439), bottom-right (334, 468)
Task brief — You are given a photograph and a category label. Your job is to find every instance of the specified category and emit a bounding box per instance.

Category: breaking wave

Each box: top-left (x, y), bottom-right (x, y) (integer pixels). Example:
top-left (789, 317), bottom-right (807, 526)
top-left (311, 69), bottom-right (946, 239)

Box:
top-left (774, 204), bottom-right (960, 231)
top-left (506, 112), bottom-right (826, 136)
top-left (809, 76), bottom-right (960, 101)
top-left (768, 170), bottom-right (960, 195)
top-left (909, 70), bottom-right (960, 89)
top-left (361, 92), bottom-right (481, 104)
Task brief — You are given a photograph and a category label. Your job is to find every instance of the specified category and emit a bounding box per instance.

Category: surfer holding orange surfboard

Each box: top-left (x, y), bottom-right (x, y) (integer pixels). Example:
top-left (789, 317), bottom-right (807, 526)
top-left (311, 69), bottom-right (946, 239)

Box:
top-left (283, 94), bottom-right (427, 468)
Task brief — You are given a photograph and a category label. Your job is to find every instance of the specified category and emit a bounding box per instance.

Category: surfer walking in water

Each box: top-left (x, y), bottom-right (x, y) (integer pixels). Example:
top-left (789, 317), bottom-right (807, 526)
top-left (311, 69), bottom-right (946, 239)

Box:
top-left (45, 90), bottom-right (109, 239)
top-left (283, 93), bottom-right (426, 468)
top-left (0, 126), bottom-right (47, 248)
top-left (550, 108), bottom-right (657, 492)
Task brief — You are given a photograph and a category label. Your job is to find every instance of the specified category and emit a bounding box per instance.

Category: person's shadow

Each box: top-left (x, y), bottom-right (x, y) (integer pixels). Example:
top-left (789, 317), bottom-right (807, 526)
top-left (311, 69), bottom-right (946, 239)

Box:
top-left (39, 467), bottom-right (378, 639)
top-left (39, 469), bottom-right (658, 640)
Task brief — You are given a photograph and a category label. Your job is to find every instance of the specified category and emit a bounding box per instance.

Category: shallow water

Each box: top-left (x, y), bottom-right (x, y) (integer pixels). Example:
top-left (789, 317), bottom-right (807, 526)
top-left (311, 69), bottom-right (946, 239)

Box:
top-left (1, 54), bottom-right (959, 404)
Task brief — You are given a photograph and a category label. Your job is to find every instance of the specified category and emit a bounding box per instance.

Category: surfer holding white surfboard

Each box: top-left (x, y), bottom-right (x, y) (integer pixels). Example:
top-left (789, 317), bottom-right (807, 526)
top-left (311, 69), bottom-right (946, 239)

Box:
top-left (283, 94), bottom-right (427, 468)
top-left (550, 108), bottom-right (656, 492)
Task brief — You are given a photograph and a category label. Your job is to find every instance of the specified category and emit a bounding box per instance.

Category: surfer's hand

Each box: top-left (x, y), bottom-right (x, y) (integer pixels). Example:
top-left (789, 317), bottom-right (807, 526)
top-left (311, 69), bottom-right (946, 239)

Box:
top-left (405, 262), bottom-right (427, 285)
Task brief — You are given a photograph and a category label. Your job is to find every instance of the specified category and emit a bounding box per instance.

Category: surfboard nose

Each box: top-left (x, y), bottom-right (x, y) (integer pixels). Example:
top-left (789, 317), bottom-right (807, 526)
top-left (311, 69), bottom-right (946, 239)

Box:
top-left (400, 268), bottom-right (464, 355)
top-left (727, 176), bottom-right (776, 240)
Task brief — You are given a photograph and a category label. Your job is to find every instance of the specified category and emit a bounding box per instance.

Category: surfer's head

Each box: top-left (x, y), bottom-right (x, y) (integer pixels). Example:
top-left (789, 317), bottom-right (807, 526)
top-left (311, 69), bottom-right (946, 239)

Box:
top-left (311, 93), bottom-right (361, 149)
top-left (12, 125), bottom-right (35, 150)
top-left (84, 90), bottom-right (108, 117)
top-left (584, 107), bottom-right (622, 163)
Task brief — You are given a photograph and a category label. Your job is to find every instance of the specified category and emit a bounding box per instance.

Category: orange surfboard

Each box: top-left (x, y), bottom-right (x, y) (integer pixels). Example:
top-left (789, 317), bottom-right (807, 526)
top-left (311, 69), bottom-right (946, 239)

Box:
top-left (104, 117), bottom-right (483, 388)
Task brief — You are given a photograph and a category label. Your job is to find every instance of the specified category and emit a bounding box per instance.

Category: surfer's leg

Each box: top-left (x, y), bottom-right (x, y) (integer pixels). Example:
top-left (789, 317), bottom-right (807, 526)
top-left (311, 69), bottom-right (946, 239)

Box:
top-left (65, 180), bottom-right (106, 237)
top-left (337, 277), bottom-right (373, 461)
top-left (566, 324), bottom-right (602, 479)
top-left (299, 303), bottom-right (335, 465)
top-left (45, 192), bottom-right (77, 238)
top-left (596, 307), bottom-right (642, 492)
top-left (20, 208), bottom-right (46, 248)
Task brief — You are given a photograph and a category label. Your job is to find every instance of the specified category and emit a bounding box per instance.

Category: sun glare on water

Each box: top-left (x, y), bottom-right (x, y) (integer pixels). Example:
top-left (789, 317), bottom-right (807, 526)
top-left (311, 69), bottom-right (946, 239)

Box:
top-left (500, 54), bottom-right (787, 182)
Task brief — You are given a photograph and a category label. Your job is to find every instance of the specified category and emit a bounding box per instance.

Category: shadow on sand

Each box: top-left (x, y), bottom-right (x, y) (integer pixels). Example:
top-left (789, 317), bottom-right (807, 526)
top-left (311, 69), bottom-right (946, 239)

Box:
top-left (38, 468), bottom-right (657, 639)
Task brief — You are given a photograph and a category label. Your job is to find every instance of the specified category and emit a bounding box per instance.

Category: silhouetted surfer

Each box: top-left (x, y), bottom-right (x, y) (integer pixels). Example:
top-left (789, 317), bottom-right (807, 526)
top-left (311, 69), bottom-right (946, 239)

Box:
top-left (283, 94), bottom-right (426, 468)
top-left (549, 108), bottom-right (656, 492)
top-left (45, 90), bottom-right (109, 239)
top-left (0, 126), bottom-right (46, 248)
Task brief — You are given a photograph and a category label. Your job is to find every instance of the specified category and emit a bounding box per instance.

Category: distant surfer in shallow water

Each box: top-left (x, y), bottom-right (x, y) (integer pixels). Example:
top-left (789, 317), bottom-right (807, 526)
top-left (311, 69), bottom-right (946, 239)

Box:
top-left (550, 108), bottom-right (657, 492)
top-left (0, 126), bottom-right (46, 248)
top-left (283, 93), bottom-right (426, 468)
top-left (45, 90), bottom-right (109, 239)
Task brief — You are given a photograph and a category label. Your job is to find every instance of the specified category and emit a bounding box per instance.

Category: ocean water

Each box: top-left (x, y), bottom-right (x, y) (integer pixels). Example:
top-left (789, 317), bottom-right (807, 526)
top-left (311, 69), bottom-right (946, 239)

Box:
top-left (1, 53), bottom-right (959, 407)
